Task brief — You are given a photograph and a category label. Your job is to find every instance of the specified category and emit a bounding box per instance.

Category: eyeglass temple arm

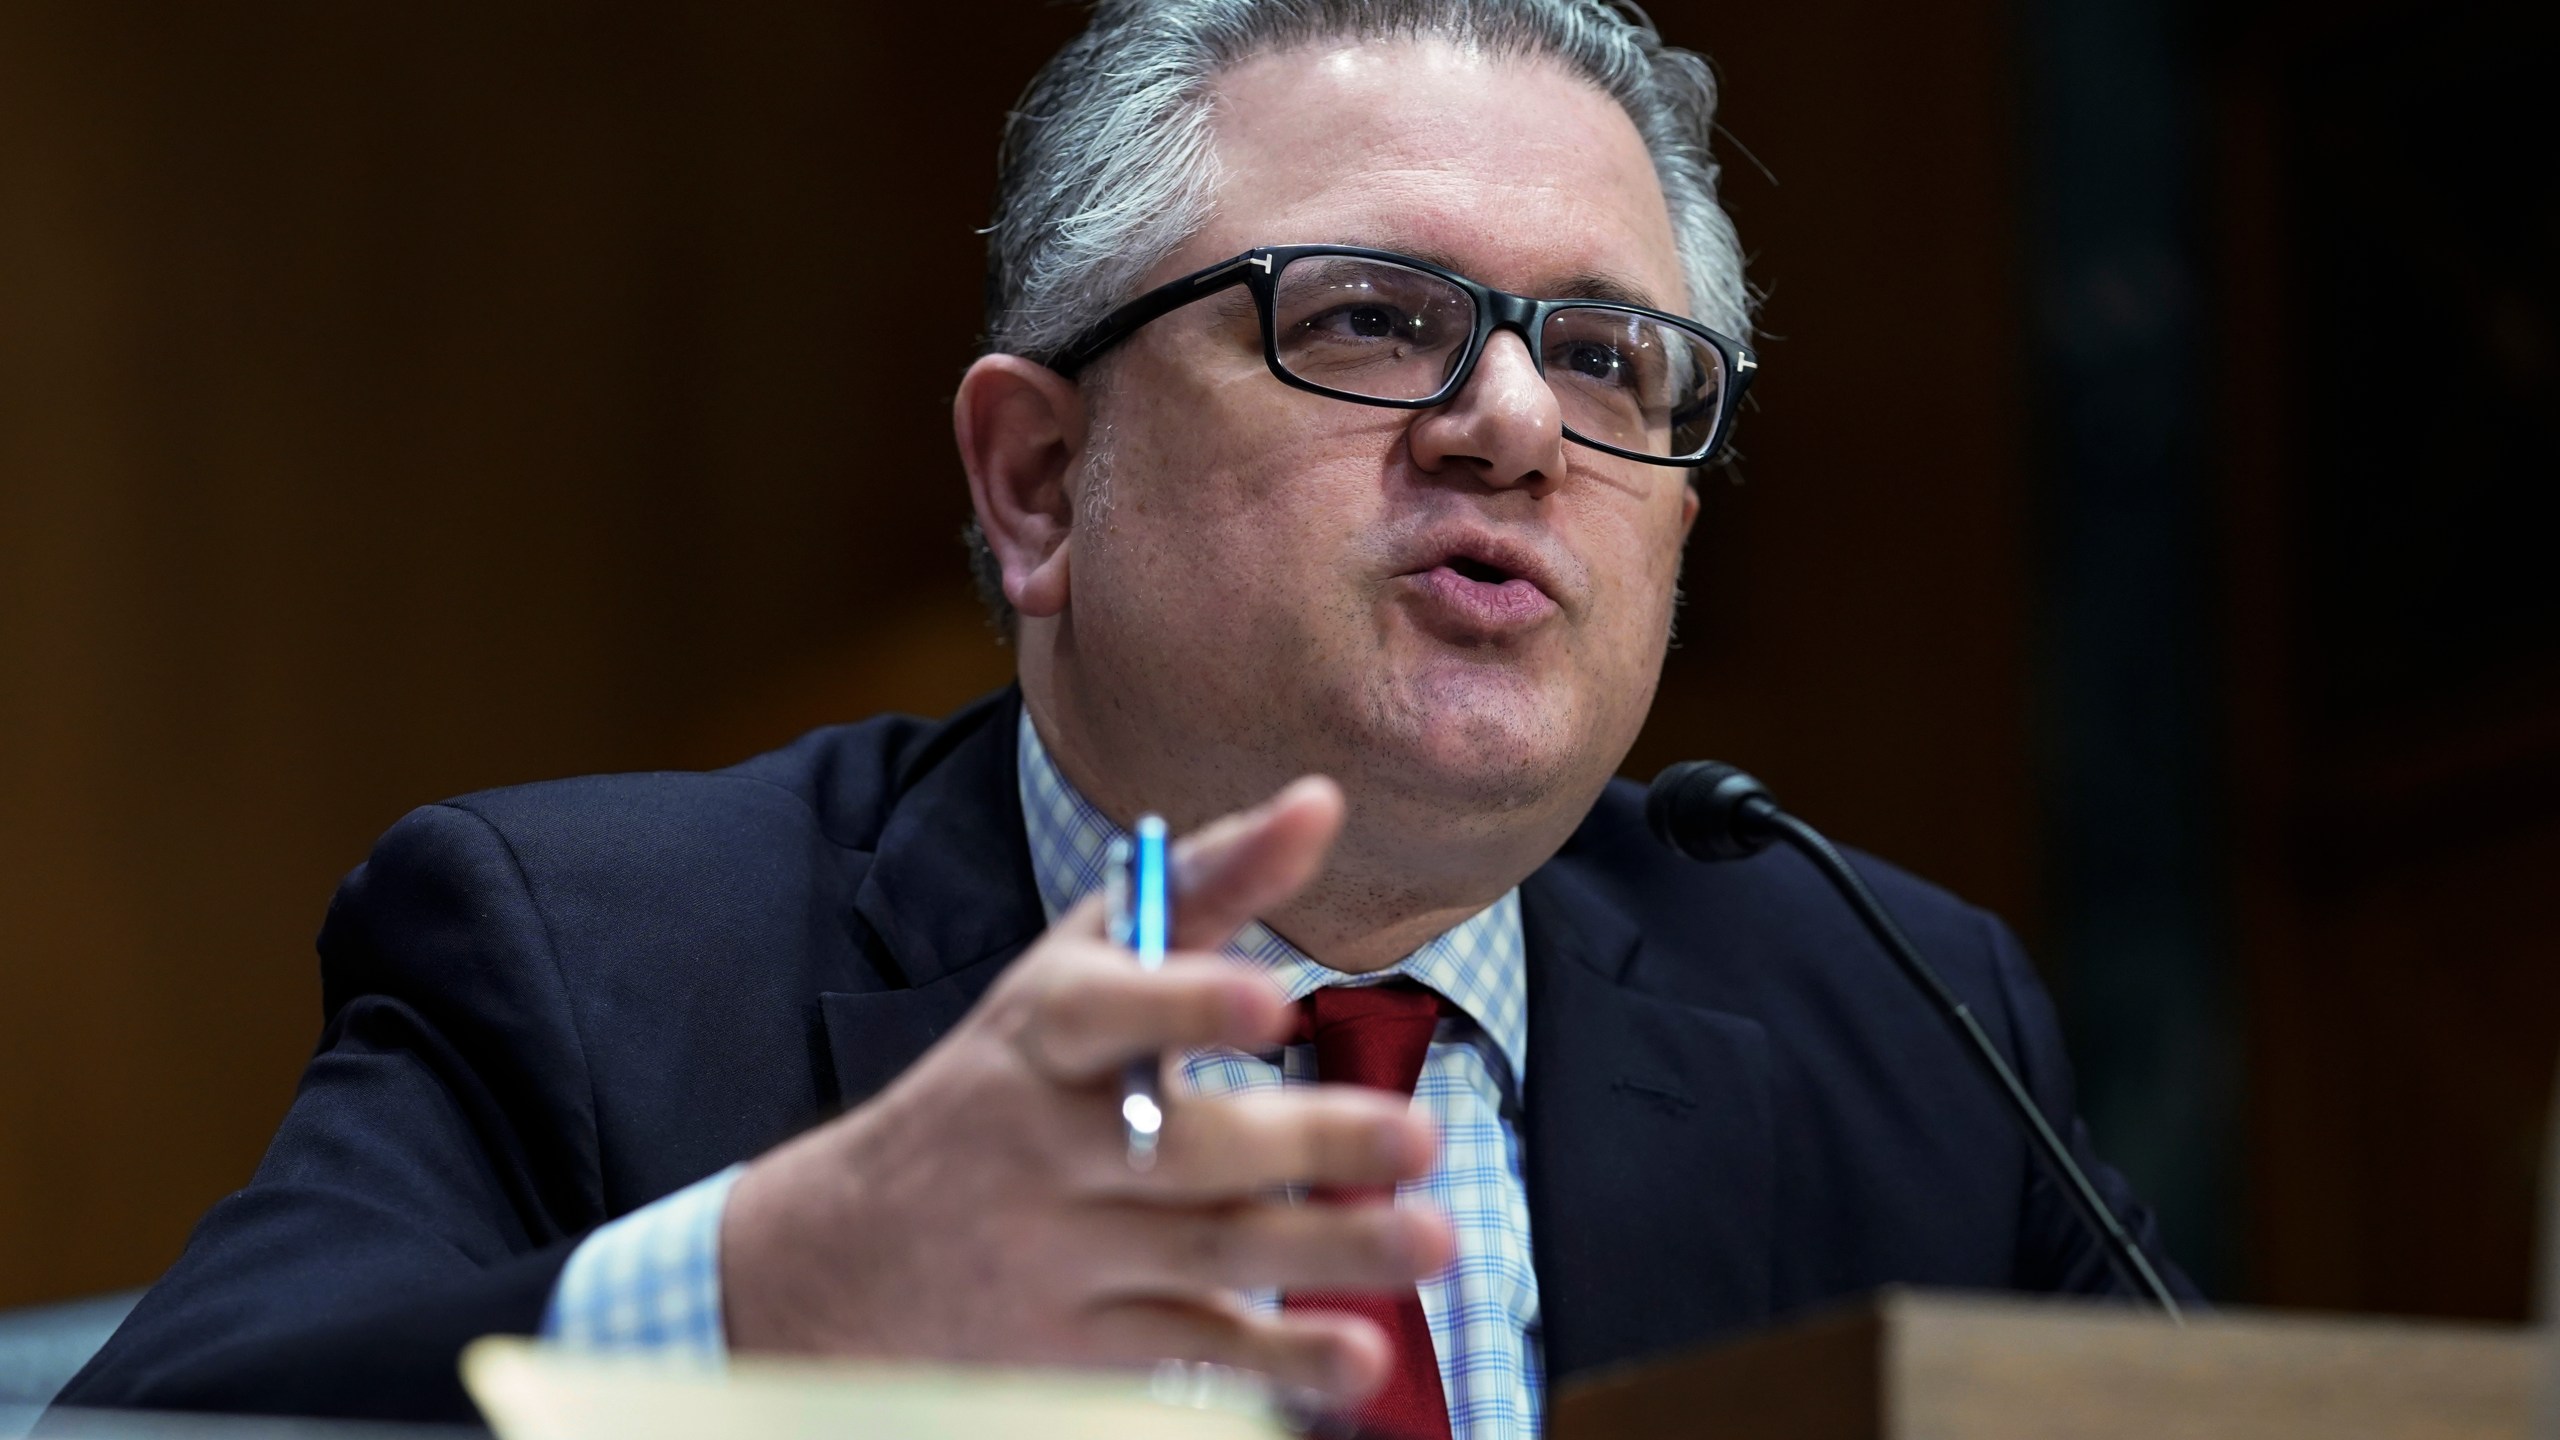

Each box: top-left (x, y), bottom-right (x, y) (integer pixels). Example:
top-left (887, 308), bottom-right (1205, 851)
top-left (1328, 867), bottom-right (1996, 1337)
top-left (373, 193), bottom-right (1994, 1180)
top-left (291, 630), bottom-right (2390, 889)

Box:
top-left (1047, 252), bottom-right (1269, 378)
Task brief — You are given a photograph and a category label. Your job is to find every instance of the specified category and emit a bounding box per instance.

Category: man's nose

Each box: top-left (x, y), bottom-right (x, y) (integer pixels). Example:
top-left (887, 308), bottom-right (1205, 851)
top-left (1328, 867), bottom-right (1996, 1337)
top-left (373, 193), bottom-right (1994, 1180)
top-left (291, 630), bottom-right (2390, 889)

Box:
top-left (1406, 330), bottom-right (1569, 489)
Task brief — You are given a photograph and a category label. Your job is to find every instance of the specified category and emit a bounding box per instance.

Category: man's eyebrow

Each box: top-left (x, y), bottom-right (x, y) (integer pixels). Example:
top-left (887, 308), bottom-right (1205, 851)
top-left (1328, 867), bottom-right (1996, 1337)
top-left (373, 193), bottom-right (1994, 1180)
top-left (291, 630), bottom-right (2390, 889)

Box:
top-left (1553, 270), bottom-right (1670, 312)
top-left (1391, 246), bottom-right (1670, 312)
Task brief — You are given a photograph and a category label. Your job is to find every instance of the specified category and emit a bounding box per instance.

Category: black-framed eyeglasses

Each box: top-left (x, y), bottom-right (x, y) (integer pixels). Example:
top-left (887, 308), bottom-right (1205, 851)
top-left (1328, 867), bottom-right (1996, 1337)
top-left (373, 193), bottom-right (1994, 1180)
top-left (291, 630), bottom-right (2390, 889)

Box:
top-left (1049, 243), bottom-right (1758, 467)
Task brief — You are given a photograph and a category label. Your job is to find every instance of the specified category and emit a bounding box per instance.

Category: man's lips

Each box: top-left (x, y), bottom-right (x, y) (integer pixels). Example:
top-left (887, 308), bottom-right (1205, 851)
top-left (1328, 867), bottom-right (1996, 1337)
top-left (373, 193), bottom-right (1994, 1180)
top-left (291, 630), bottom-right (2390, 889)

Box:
top-left (1385, 527), bottom-right (1572, 637)
top-left (1400, 560), bottom-right (1560, 634)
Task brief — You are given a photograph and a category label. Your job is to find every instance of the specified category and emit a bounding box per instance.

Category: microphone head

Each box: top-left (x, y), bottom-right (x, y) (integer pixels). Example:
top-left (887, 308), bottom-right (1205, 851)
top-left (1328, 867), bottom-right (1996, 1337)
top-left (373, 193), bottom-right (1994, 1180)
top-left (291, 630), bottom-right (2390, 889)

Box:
top-left (1646, 760), bottom-right (1780, 861)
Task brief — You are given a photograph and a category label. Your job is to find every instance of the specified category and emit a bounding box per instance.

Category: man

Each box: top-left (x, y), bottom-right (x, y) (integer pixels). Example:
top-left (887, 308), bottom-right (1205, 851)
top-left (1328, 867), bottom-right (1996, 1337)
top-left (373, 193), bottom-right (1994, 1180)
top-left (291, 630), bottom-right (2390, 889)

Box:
top-left (62, 1), bottom-right (2194, 1435)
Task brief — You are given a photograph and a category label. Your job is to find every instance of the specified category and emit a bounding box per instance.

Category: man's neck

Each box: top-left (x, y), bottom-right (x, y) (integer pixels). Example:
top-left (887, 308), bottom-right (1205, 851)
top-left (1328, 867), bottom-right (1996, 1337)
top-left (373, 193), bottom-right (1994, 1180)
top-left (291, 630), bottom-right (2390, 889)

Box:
top-left (1259, 884), bottom-right (1495, 976)
top-left (1019, 681), bottom-right (1535, 975)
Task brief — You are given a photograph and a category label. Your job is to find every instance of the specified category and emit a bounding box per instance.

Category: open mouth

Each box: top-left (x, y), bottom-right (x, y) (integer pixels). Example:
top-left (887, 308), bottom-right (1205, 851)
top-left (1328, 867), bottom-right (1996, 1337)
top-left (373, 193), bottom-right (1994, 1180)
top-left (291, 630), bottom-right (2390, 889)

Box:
top-left (1404, 541), bottom-right (1558, 633)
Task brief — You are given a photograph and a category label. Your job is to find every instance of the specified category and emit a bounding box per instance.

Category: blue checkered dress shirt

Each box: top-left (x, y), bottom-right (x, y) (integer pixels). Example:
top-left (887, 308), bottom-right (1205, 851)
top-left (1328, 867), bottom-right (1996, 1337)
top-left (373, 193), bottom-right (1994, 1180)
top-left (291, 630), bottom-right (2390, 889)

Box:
top-left (542, 710), bottom-right (1546, 1440)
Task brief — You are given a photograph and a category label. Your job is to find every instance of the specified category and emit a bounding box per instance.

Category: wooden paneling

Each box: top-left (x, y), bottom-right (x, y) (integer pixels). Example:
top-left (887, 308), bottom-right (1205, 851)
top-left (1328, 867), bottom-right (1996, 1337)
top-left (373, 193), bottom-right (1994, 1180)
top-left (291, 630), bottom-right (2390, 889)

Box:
top-left (0, 3), bottom-right (1056, 1308)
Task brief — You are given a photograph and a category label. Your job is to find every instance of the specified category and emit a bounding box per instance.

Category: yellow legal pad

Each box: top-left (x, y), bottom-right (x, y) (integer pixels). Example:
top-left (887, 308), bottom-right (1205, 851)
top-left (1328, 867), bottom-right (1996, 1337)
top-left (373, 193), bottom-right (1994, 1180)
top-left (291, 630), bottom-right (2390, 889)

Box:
top-left (463, 1338), bottom-right (1298, 1440)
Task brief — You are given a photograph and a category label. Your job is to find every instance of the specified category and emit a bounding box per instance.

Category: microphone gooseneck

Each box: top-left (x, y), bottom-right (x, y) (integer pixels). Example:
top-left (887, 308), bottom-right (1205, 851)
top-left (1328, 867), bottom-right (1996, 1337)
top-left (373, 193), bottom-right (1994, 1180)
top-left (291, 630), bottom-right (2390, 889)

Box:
top-left (1645, 761), bottom-right (2187, 1323)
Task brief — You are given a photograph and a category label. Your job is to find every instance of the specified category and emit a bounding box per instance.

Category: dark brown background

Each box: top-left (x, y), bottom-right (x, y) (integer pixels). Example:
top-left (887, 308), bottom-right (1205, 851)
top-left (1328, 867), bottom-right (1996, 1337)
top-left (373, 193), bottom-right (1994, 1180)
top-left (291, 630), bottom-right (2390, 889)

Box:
top-left (3, 0), bottom-right (2553, 1323)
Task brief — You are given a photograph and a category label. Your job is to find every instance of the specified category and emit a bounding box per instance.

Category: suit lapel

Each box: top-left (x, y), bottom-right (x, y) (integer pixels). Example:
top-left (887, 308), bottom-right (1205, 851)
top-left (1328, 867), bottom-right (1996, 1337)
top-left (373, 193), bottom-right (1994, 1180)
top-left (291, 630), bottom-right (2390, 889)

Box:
top-left (1521, 858), bottom-right (1775, 1383)
top-left (819, 689), bottom-right (1048, 1109)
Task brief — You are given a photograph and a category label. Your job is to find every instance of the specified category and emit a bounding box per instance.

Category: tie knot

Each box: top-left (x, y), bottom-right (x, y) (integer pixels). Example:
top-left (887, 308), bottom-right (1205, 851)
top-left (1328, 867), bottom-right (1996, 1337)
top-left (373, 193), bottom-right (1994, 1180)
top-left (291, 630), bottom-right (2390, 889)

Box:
top-left (1291, 979), bottom-right (1447, 1098)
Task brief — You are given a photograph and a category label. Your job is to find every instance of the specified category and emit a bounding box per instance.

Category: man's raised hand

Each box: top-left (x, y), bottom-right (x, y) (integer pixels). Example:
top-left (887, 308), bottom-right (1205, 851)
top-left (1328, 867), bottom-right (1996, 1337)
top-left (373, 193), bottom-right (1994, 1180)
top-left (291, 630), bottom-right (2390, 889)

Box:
top-left (719, 776), bottom-right (1451, 1405)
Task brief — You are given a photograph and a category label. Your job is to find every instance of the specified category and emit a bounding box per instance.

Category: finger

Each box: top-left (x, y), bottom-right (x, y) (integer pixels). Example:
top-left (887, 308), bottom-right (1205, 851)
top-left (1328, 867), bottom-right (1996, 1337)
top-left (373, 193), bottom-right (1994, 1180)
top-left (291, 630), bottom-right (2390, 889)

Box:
top-left (1017, 950), bottom-right (1291, 1084)
top-left (1049, 890), bottom-right (1112, 941)
top-left (1169, 777), bottom-right (1344, 952)
top-left (1093, 1089), bottom-right (1439, 1200)
top-left (1080, 1293), bottom-right (1392, 1405)
top-left (1079, 1198), bottom-right (1455, 1295)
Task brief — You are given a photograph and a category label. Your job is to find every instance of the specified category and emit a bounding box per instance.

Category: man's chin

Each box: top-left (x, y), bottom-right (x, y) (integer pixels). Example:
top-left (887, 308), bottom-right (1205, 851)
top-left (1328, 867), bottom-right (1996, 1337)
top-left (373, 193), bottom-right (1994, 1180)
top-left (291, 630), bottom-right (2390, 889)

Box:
top-left (1338, 668), bottom-right (1586, 816)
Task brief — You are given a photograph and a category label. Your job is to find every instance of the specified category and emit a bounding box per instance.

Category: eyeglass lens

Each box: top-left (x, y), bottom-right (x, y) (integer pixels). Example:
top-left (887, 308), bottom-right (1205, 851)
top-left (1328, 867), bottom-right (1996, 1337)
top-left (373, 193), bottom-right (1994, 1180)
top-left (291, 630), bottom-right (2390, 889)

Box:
top-left (1268, 254), bottom-right (1727, 461)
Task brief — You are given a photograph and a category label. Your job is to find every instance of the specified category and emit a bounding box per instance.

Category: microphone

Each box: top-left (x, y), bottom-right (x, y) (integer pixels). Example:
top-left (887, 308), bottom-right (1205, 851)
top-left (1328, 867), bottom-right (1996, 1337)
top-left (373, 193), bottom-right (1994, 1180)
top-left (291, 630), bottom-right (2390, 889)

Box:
top-left (1646, 760), bottom-right (2186, 1322)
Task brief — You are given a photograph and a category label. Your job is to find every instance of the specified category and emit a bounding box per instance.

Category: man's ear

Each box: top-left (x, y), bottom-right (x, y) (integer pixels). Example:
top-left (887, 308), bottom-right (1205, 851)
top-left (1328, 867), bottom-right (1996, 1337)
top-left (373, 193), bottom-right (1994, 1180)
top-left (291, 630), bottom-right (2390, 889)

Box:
top-left (955, 354), bottom-right (1087, 620)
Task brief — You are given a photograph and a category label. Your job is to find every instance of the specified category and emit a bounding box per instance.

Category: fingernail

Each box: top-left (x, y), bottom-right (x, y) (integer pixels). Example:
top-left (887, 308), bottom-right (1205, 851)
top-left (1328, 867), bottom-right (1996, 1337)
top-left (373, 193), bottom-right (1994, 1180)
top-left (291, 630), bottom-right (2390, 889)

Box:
top-left (1387, 1212), bottom-right (1427, 1270)
top-left (1406, 1211), bottom-right (1455, 1275)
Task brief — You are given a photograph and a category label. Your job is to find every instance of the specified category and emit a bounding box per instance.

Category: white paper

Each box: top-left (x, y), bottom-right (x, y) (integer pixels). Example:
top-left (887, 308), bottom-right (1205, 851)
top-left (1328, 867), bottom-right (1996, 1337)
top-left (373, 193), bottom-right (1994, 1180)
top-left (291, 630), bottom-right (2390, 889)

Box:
top-left (463, 1338), bottom-right (1295, 1440)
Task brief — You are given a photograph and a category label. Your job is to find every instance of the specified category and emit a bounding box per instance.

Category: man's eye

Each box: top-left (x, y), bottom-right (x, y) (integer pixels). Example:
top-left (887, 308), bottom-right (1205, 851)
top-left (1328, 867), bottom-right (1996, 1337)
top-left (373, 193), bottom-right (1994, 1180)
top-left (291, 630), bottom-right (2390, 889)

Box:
top-left (1559, 341), bottom-right (1629, 383)
top-left (1346, 304), bottom-right (1401, 337)
top-left (1306, 303), bottom-right (1419, 340)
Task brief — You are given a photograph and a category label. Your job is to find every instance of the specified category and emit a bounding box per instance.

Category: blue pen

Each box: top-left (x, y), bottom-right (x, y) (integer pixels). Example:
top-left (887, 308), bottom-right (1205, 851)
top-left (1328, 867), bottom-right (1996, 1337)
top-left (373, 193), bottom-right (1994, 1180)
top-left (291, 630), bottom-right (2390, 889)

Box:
top-left (1118, 814), bottom-right (1172, 1169)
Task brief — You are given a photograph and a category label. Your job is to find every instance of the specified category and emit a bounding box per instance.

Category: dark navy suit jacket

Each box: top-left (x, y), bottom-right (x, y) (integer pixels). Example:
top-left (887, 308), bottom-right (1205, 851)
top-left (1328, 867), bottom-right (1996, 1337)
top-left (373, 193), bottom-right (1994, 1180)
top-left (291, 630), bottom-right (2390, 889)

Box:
top-left (60, 688), bottom-right (2193, 1422)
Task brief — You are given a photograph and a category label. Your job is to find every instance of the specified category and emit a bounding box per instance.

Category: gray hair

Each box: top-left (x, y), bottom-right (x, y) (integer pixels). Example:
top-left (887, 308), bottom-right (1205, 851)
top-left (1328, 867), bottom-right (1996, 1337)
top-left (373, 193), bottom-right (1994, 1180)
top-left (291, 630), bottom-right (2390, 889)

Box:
top-left (965, 0), bottom-right (1753, 631)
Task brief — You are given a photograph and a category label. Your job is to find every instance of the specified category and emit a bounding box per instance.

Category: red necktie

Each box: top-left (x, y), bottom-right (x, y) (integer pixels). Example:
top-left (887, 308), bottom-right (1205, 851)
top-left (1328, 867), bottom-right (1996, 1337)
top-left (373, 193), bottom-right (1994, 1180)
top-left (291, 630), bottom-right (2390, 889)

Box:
top-left (1284, 981), bottom-right (1453, 1440)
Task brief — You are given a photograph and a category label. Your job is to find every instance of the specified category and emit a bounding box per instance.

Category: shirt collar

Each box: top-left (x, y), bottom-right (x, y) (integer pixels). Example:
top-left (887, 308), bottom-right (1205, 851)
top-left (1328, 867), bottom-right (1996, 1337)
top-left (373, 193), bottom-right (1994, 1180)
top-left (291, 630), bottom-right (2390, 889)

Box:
top-left (1015, 708), bottom-right (1528, 1081)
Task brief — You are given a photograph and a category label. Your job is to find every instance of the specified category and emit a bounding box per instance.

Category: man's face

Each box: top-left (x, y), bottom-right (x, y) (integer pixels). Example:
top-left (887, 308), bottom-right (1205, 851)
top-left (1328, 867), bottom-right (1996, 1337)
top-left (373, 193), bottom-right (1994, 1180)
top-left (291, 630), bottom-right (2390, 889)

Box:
top-left (1063, 38), bottom-right (1700, 858)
